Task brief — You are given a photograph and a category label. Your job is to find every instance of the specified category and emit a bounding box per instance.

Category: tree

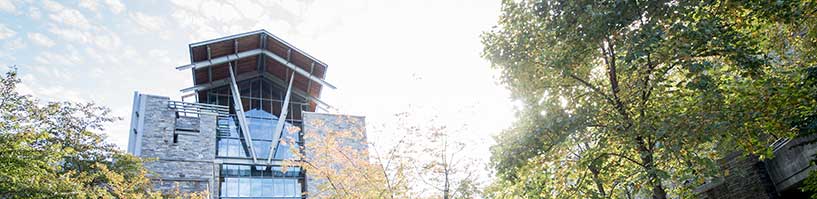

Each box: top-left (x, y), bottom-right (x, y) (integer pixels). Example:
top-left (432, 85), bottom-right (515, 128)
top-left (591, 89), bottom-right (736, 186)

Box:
top-left (288, 111), bottom-right (483, 199)
top-left (286, 114), bottom-right (410, 198)
top-left (482, 1), bottom-right (816, 198)
top-left (0, 67), bottom-right (162, 198)
top-left (392, 112), bottom-right (483, 199)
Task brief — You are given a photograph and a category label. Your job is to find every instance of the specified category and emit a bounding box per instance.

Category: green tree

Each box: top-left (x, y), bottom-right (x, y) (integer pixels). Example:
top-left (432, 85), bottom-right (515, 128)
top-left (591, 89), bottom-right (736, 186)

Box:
top-left (0, 67), bottom-right (161, 198)
top-left (482, 1), bottom-right (816, 198)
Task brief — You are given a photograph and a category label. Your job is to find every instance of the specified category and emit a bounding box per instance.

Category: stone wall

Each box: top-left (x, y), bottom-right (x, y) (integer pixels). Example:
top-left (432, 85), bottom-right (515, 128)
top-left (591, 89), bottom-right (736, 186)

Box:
top-left (133, 94), bottom-right (218, 198)
top-left (696, 153), bottom-right (778, 199)
top-left (766, 135), bottom-right (817, 192)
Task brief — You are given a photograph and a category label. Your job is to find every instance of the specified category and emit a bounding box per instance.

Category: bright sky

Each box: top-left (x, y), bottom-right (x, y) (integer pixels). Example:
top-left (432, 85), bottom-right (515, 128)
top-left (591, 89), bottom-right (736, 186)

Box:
top-left (0, 0), bottom-right (514, 185)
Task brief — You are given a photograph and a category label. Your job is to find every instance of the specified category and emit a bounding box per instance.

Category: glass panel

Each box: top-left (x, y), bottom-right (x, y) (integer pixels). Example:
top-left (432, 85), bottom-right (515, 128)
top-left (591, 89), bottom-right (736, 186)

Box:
top-left (226, 178), bottom-right (238, 197)
top-left (251, 178), bottom-right (264, 197)
top-left (219, 164), bottom-right (304, 198)
top-left (286, 179), bottom-right (296, 196)
top-left (238, 165), bottom-right (250, 177)
top-left (238, 178), bottom-right (250, 197)
top-left (219, 178), bottom-right (226, 197)
top-left (295, 180), bottom-right (302, 197)
top-left (274, 179), bottom-right (283, 197)
top-left (252, 140), bottom-right (271, 158)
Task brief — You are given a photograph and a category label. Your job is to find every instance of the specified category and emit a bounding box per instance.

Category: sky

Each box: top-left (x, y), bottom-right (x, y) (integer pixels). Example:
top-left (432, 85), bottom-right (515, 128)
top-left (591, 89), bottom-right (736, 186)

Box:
top-left (0, 0), bottom-right (514, 185)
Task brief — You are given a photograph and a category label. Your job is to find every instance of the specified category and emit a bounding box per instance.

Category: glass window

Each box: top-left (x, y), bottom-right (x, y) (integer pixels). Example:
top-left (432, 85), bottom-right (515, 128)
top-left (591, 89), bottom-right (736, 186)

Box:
top-left (238, 178), bottom-right (250, 197)
top-left (295, 180), bottom-right (302, 196)
top-left (274, 179), bottom-right (283, 197)
top-left (225, 178), bottom-right (238, 197)
top-left (219, 178), bottom-right (226, 197)
top-left (238, 165), bottom-right (250, 177)
top-left (219, 164), bottom-right (304, 198)
top-left (251, 178), bottom-right (264, 197)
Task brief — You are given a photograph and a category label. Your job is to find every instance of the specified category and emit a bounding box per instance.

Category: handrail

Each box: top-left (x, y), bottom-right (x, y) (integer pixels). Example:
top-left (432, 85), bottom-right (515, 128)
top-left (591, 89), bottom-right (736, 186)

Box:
top-left (168, 100), bottom-right (230, 117)
top-left (771, 138), bottom-right (791, 153)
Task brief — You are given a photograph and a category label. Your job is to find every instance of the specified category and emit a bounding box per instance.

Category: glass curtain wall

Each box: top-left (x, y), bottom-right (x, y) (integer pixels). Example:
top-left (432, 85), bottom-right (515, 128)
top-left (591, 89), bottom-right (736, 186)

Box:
top-left (219, 164), bottom-right (304, 198)
top-left (216, 112), bottom-right (301, 159)
top-left (204, 77), bottom-right (308, 160)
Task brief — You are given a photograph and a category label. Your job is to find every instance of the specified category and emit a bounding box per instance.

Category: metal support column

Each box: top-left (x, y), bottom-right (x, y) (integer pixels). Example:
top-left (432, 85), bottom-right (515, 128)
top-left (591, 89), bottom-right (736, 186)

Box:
top-left (268, 72), bottom-right (295, 163)
top-left (228, 63), bottom-right (258, 163)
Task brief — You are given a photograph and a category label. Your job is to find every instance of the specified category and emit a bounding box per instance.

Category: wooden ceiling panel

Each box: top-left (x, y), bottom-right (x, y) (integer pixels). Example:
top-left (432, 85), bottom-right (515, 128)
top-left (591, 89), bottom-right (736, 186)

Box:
top-left (194, 68), bottom-right (208, 84)
top-left (312, 64), bottom-right (326, 79)
top-left (209, 40), bottom-right (236, 58)
top-left (191, 46), bottom-right (208, 62)
top-left (235, 56), bottom-right (258, 74)
top-left (293, 75), bottom-right (309, 93)
top-left (236, 35), bottom-right (260, 52)
top-left (187, 31), bottom-right (329, 105)
top-left (290, 51), bottom-right (312, 71)
top-left (265, 58), bottom-right (286, 80)
top-left (212, 63), bottom-right (229, 81)
top-left (265, 37), bottom-right (289, 59)
top-left (309, 83), bottom-right (322, 98)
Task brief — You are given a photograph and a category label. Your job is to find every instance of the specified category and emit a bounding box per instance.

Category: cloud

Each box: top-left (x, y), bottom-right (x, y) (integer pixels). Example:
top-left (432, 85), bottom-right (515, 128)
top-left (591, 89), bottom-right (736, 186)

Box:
top-left (0, 0), bottom-right (15, 14)
top-left (42, 0), bottom-right (93, 30)
top-left (48, 26), bottom-right (90, 43)
top-left (79, 0), bottom-right (99, 12)
top-left (41, 0), bottom-right (65, 12)
top-left (4, 38), bottom-right (25, 51)
top-left (129, 12), bottom-right (163, 32)
top-left (34, 51), bottom-right (80, 68)
top-left (79, 0), bottom-right (125, 15)
top-left (28, 32), bottom-right (56, 47)
top-left (102, 0), bottom-right (125, 14)
top-left (0, 23), bottom-right (15, 39)
top-left (28, 7), bottom-right (42, 20)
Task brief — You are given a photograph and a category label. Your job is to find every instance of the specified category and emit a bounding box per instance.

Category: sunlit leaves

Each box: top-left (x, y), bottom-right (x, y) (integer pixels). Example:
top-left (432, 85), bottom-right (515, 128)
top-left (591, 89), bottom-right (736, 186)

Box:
top-left (483, 0), bottom-right (817, 198)
top-left (0, 68), bottom-right (161, 198)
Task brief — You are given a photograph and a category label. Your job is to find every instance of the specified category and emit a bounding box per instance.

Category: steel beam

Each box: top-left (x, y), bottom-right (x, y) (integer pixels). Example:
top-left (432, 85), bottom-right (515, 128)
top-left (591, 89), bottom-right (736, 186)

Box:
top-left (175, 49), bottom-right (336, 90)
top-left (179, 69), bottom-right (332, 109)
top-left (228, 63), bottom-right (258, 163)
top-left (268, 72), bottom-right (295, 163)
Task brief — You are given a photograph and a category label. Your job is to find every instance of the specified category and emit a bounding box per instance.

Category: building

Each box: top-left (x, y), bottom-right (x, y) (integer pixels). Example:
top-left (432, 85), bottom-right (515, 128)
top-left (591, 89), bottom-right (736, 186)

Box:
top-left (127, 30), bottom-right (366, 198)
top-left (695, 136), bottom-right (817, 198)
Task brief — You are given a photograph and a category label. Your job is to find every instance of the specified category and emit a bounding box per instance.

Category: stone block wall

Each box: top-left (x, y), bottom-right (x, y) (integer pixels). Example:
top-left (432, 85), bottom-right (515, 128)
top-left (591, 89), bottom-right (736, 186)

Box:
top-left (766, 135), bottom-right (817, 192)
top-left (130, 94), bottom-right (218, 198)
top-left (696, 153), bottom-right (778, 199)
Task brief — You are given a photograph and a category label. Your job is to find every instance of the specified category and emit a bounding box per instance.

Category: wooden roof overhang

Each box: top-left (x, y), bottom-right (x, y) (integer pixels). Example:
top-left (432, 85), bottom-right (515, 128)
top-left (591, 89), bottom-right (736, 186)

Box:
top-left (176, 30), bottom-right (333, 109)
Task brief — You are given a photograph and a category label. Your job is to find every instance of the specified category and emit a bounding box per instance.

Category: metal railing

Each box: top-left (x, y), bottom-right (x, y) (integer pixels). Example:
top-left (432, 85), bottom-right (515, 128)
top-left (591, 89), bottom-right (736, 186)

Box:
top-left (168, 100), bottom-right (230, 117)
top-left (771, 138), bottom-right (791, 153)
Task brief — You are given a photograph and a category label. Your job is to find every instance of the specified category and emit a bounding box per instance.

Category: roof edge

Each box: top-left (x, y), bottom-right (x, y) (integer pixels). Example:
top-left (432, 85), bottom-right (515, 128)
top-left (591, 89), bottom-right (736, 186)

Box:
top-left (187, 29), bottom-right (328, 67)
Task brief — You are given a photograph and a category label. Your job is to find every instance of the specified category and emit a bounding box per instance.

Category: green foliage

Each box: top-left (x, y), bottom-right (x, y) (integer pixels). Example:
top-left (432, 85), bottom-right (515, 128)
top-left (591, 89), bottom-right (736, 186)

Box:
top-left (0, 68), bottom-right (161, 198)
top-left (482, 0), bottom-right (817, 198)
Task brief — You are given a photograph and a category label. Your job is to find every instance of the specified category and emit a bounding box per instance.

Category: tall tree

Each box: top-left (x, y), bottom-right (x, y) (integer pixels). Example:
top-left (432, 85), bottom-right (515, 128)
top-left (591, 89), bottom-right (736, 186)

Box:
top-left (393, 112), bottom-right (483, 199)
top-left (482, 1), bottom-right (816, 198)
top-left (0, 68), bottom-right (161, 198)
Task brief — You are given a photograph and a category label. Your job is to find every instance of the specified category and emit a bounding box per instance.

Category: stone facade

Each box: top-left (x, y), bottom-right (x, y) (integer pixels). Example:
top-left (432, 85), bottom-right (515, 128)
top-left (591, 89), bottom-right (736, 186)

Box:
top-left (696, 153), bottom-right (778, 199)
top-left (696, 135), bottom-right (817, 198)
top-left (129, 93), bottom-right (369, 198)
top-left (129, 94), bottom-right (218, 197)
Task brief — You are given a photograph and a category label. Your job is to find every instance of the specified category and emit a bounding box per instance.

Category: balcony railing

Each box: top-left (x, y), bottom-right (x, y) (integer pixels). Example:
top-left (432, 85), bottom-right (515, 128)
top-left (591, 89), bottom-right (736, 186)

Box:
top-left (168, 100), bottom-right (230, 117)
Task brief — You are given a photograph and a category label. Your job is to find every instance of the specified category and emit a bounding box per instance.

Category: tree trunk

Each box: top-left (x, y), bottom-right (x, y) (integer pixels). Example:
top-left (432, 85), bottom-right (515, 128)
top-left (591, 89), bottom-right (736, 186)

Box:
top-left (637, 137), bottom-right (667, 199)
top-left (588, 165), bottom-right (607, 197)
top-left (444, 167), bottom-right (450, 199)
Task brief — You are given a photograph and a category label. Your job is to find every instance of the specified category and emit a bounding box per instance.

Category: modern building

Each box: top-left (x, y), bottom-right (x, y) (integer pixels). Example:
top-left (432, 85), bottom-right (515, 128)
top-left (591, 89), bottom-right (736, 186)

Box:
top-left (127, 30), bottom-right (366, 198)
